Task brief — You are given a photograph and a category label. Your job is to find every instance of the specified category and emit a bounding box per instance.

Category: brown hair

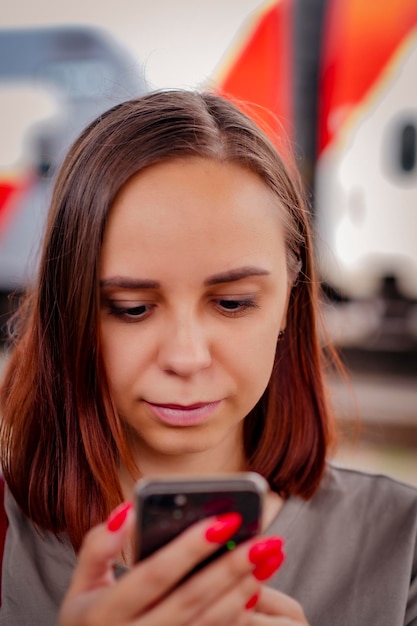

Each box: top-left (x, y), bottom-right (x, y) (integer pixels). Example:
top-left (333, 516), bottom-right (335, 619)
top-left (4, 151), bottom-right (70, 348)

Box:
top-left (0, 90), bottom-right (337, 550)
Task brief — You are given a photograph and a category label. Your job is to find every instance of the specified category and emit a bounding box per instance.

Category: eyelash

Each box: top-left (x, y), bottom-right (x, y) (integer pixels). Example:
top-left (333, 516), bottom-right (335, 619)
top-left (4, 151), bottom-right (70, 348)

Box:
top-left (107, 303), bottom-right (153, 321)
top-left (105, 298), bottom-right (259, 322)
top-left (214, 298), bottom-right (259, 317)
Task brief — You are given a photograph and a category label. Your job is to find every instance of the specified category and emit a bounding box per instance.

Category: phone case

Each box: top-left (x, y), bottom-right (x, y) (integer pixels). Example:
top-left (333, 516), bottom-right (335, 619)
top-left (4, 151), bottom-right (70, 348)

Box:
top-left (135, 472), bottom-right (267, 563)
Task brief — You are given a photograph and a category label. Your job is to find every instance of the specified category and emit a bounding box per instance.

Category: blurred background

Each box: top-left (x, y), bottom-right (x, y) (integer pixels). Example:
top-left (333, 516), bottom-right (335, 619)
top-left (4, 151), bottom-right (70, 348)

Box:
top-left (0, 0), bottom-right (416, 486)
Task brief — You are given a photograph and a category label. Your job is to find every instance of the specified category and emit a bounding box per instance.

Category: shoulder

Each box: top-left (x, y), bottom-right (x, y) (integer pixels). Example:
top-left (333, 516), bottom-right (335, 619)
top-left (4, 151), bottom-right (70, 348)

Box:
top-left (4, 485), bottom-right (76, 565)
top-left (2, 485), bottom-right (76, 622)
top-left (2, 486), bottom-right (76, 599)
top-left (314, 464), bottom-right (417, 535)
top-left (270, 465), bottom-right (417, 623)
top-left (271, 463), bottom-right (417, 542)
top-left (271, 469), bottom-right (417, 624)
top-left (323, 463), bottom-right (417, 503)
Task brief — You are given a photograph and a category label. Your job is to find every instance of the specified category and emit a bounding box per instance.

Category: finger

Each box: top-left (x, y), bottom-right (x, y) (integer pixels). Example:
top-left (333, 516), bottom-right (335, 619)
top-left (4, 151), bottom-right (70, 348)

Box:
top-left (254, 586), bottom-right (308, 622)
top-left (98, 512), bottom-right (244, 621)
top-left (139, 535), bottom-right (284, 625)
top-left (107, 514), bottom-right (242, 626)
top-left (177, 573), bottom-right (257, 626)
top-left (66, 502), bottom-right (135, 598)
top-left (143, 549), bottom-right (258, 626)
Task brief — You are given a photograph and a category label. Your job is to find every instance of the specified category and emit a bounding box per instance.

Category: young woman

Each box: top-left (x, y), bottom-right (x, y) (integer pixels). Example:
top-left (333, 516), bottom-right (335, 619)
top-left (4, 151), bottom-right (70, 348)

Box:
top-left (0, 90), bottom-right (416, 626)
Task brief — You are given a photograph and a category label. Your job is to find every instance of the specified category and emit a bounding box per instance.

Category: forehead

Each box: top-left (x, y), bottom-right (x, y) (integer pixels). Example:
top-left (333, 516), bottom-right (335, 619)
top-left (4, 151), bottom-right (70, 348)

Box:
top-left (101, 158), bottom-right (287, 278)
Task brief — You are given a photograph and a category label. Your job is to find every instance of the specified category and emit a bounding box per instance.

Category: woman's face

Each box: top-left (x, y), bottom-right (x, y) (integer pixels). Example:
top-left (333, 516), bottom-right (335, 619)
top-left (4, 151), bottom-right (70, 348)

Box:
top-left (99, 157), bottom-right (290, 473)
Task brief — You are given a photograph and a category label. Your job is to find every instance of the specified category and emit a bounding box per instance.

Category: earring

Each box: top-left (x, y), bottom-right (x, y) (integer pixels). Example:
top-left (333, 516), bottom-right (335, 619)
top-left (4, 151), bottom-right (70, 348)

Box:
top-left (278, 329), bottom-right (285, 342)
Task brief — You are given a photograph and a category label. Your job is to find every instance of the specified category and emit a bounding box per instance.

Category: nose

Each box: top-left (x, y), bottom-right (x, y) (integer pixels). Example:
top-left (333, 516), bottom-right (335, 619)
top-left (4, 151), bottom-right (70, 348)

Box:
top-left (157, 314), bottom-right (212, 377)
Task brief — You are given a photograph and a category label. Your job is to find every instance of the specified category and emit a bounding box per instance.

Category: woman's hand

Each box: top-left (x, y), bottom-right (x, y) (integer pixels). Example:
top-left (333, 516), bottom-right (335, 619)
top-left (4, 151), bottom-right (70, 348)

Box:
top-left (246, 586), bottom-right (309, 624)
top-left (58, 501), bottom-right (306, 625)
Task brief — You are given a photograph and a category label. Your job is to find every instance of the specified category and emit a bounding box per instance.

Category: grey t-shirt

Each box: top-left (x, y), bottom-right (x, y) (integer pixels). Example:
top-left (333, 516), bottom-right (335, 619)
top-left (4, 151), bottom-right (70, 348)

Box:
top-left (1, 465), bottom-right (417, 625)
top-left (268, 467), bottom-right (417, 625)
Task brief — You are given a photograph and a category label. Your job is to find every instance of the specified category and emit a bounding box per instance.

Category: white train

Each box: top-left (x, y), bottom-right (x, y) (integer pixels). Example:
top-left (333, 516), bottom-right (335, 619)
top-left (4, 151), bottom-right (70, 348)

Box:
top-left (216, 0), bottom-right (417, 347)
top-left (315, 0), bottom-right (417, 306)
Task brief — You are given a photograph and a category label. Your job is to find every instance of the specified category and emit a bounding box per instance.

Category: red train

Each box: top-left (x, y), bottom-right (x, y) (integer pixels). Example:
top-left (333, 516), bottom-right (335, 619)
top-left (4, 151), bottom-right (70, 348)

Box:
top-left (216, 0), bottom-right (417, 347)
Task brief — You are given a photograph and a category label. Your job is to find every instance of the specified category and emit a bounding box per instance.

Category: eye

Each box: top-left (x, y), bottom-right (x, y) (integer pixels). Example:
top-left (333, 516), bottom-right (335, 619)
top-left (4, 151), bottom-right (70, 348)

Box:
top-left (214, 298), bottom-right (259, 317)
top-left (106, 302), bottom-right (154, 322)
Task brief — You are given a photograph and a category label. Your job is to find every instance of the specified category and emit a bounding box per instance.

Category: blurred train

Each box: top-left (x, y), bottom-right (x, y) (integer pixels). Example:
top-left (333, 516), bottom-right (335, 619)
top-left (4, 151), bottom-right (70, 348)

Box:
top-left (0, 26), bottom-right (146, 329)
top-left (1, 8), bottom-right (417, 349)
top-left (216, 0), bottom-right (417, 348)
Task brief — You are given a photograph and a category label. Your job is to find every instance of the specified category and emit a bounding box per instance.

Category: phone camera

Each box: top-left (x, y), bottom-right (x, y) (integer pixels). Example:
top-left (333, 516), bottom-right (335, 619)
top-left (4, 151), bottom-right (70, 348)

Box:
top-left (174, 494), bottom-right (187, 507)
top-left (172, 494), bottom-right (187, 520)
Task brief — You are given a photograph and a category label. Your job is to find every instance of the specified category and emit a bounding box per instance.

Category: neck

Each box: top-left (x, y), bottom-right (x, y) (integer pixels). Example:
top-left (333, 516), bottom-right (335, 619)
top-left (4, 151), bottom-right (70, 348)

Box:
top-left (119, 440), bottom-right (246, 502)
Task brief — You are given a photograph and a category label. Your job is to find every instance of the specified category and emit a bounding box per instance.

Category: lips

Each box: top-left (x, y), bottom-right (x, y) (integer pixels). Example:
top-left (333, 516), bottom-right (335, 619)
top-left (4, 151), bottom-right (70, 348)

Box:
top-left (144, 400), bottom-right (221, 427)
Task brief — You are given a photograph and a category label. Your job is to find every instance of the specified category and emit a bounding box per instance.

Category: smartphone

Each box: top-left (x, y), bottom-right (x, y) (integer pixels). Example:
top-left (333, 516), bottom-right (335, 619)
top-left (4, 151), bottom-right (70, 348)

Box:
top-left (135, 472), bottom-right (267, 572)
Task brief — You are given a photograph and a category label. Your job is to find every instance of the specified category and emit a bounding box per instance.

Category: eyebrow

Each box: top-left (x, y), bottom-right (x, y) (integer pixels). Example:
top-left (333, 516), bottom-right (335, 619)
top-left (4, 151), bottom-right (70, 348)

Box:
top-left (99, 266), bottom-right (270, 290)
top-left (204, 266), bottom-right (270, 286)
top-left (100, 277), bottom-right (160, 290)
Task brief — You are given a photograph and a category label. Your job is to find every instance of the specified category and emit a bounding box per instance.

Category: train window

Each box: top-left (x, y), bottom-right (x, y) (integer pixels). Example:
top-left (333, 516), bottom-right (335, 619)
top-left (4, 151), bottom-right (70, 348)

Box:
top-left (399, 122), bottom-right (416, 172)
top-left (384, 117), bottom-right (417, 181)
top-left (395, 121), bottom-right (417, 174)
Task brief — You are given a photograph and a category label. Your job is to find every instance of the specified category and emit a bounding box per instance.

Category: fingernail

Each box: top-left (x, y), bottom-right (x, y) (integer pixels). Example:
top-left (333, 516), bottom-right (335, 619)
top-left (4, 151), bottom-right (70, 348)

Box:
top-left (245, 593), bottom-right (259, 610)
top-left (253, 553), bottom-right (285, 580)
top-left (107, 502), bottom-right (133, 532)
top-left (205, 512), bottom-right (242, 543)
top-left (248, 537), bottom-right (284, 564)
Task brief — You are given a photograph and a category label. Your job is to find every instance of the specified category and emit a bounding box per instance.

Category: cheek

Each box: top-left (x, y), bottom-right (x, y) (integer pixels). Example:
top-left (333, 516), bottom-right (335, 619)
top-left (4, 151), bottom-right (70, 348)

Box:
top-left (232, 322), bottom-right (280, 390)
top-left (99, 330), bottom-right (135, 394)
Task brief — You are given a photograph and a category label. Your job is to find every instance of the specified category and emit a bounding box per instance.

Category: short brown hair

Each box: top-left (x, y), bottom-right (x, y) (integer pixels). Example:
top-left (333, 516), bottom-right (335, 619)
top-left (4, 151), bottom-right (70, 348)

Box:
top-left (0, 90), bottom-right (337, 549)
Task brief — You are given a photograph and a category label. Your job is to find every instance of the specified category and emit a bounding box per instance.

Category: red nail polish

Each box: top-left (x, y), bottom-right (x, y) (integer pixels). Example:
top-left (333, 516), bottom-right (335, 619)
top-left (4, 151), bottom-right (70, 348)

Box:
top-left (245, 593), bottom-right (259, 610)
top-left (253, 553), bottom-right (285, 580)
top-left (205, 512), bottom-right (242, 543)
top-left (107, 502), bottom-right (133, 532)
top-left (248, 537), bottom-right (284, 564)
